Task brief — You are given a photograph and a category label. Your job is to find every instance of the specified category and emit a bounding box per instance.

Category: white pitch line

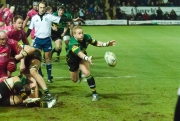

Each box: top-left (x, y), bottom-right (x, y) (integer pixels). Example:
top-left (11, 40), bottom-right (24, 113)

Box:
top-left (44, 76), bottom-right (136, 79)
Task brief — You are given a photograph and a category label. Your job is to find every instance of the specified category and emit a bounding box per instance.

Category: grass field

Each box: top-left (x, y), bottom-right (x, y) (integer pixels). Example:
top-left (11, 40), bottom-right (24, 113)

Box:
top-left (0, 26), bottom-right (180, 121)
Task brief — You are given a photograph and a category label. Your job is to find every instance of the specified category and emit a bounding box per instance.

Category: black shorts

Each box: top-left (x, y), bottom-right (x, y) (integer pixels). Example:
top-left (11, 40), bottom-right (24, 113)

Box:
top-left (25, 49), bottom-right (42, 67)
top-left (51, 30), bottom-right (63, 41)
top-left (66, 52), bottom-right (87, 72)
top-left (0, 81), bottom-right (11, 106)
top-left (66, 55), bottom-right (81, 72)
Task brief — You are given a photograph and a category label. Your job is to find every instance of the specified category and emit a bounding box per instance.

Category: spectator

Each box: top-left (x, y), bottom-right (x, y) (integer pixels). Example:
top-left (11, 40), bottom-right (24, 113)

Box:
top-left (79, 7), bottom-right (85, 20)
top-left (163, 11), bottom-right (170, 20)
top-left (121, 11), bottom-right (127, 20)
top-left (108, 0), bottom-right (114, 8)
top-left (169, 9), bottom-right (177, 20)
top-left (101, 11), bottom-right (107, 20)
top-left (135, 10), bottom-right (143, 20)
top-left (116, 7), bottom-right (122, 19)
top-left (122, 2), bottom-right (126, 6)
top-left (156, 7), bottom-right (163, 20)
top-left (128, 12), bottom-right (135, 20)
top-left (89, 4), bottom-right (94, 13)
top-left (107, 7), bottom-right (114, 20)
top-left (142, 11), bottom-right (150, 20)
top-left (150, 11), bottom-right (157, 20)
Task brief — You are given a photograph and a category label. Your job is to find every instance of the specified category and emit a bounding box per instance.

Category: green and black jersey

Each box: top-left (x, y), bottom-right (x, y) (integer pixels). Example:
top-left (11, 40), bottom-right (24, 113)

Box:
top-left (66, 34), bottom-right (97, 60)
top-left (52, 14), bottom-right (68, 34)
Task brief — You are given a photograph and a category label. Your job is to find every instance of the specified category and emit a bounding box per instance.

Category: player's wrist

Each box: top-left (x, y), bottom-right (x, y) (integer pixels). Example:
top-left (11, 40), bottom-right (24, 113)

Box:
top-left (102, 41), bottom-right (109, 47)
top-left (83, 55), bottom-right (89, 61)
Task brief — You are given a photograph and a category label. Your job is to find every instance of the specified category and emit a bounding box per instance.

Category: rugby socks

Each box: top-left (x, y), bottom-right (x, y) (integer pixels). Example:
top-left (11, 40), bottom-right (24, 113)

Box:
top-left (44, 88), bottom-right (51, 95)
top-left (86, 75), bottom-right (97, 94)
top-left (14, 81), bottom-right (27, 100)
top-left (57, 49), bottom-right (61, 56)
top-left (174, 96), bottom-right (180, 121)
top-left (52, 48), bottom-right (57, 53)
top-left (46, 63), bottom-right (52, 80)
top-left (38, 68), bottom-right (43, 77)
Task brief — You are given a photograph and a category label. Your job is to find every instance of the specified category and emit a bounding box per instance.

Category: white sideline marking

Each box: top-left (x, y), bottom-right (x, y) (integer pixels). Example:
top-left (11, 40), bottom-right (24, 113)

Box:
top-left (44, 76), bottom-right (136, 79)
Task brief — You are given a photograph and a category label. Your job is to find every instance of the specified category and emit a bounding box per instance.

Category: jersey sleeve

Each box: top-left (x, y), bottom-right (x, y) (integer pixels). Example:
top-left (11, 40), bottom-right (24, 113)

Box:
top-left (69, 38), bottom-right (81, 55)
top-left (85, 34), bottom-right (97, 46)
top-left (8, 39), bottom-right (22, 55)
top-left (49, 14), bottom-right (60, 23)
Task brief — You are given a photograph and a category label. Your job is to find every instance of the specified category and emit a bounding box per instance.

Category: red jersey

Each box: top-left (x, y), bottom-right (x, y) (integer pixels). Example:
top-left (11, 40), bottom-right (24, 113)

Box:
top-left (2, 10), bottom-right (13, 26)
top-left (0, 39), bottom-right (21, 78)
top-left (0, 25), bottom-right (28, 44)
top-left (27, 9), bottom-right (38, 39)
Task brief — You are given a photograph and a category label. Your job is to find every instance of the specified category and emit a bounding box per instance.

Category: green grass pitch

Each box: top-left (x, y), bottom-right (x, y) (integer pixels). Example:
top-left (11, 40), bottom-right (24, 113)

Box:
top-left (0, 26), bottom-right (180, 121)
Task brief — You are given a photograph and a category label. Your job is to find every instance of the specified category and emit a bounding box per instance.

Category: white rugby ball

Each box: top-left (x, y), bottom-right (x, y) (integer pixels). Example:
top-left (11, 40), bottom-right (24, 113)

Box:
top-left (104, 51), bottom-right (117, 67)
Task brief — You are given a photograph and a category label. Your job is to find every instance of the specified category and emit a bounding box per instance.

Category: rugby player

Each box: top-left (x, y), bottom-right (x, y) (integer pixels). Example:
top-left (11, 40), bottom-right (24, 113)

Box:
top-left (66, 26), bottom-right (116, 101)
top-left (0, 15), bottom-right (30, 45)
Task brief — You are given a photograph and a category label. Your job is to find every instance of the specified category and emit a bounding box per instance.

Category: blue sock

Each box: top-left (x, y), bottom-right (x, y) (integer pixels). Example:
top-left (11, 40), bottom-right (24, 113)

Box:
top-left (46, 63), bottom-right (52, 80)
top-left (38, 68), bottom-right (43, 77)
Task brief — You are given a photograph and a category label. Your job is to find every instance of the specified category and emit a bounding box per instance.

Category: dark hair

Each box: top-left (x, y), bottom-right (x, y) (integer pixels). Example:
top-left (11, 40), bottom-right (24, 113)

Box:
top-left (57, 5), bottom-right (65, 11)
top-left (0, 4), bottom-right (4, 8)
top-left (13, 15), bottom-right (24, 22)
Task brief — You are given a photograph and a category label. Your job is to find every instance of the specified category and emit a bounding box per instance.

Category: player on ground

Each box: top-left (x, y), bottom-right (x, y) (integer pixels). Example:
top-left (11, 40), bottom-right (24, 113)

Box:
top-left (20, 49), bottom-right (55, 101)
top-left (0, 15), bottom-right (30, 45)
top-left (0, 6), bottom-right (15, 27)
top-left (66, 26), bottom-right (116, 101)
top-left (26, 2), bottom-right (83, 83)
top-left (23, 2), bottom-right (38, 46)
top-left (0, 76), bottom-right (40, 106)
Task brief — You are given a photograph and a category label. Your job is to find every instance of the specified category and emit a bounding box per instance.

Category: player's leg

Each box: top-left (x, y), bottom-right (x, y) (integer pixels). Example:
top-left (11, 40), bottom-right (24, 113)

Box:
top-left (52, 39), bottom-right (62, 62)
top-left (43, 37), bottom-right (53, 83)
top-left (28, 60), bottom-right (53, 100)
top-left (79, 60), bottom-right (98, 101)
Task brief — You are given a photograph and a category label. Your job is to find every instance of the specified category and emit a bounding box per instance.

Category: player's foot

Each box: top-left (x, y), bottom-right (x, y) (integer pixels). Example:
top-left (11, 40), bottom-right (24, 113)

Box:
top-left (23, 98), bottom-right (40, 103)
top-left (53, 58), bottom-right (60, 62)
top-left (92, 94), bottom-right (98, 101)
top-left (42, 93), bottom-right (53, 101)
top-left (47, 98), bottom-right (57, 108)
top-left (47, 79), bottom-right (53, 83)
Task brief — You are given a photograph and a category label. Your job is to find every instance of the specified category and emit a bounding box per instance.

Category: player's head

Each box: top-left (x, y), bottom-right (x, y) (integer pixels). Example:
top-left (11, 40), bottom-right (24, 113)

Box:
top-left (38, 1), bottom-right (46, 15)
top-left (13, 15), bottom-right (24, 30)
top-left (46, 6), bottom-right (52, 14)
top-left (10, 6), bottom-right (15, 13)
top-left (33, 1), bottom-right (38, 11)
top-left (0, 31), bottom-right (7, 46)
top-left (73, 26), bottom-right (84, 41)
top-left (57, 5), bottom-right (65, 16)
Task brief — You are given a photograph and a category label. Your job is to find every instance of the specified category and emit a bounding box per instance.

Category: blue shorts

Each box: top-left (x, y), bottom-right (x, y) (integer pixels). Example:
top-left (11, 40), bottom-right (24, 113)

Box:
top-left (33, 37), bottom-right (52, 52)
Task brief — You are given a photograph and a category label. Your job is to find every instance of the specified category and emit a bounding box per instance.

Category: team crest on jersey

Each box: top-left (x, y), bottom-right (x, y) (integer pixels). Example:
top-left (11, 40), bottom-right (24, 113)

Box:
top-left (45, 18), bottom-right (48, 21)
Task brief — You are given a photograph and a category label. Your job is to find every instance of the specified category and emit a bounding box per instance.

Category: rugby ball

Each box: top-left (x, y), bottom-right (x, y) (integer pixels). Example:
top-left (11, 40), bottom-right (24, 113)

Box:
top-left (104, 51), bottom-right (117, 67)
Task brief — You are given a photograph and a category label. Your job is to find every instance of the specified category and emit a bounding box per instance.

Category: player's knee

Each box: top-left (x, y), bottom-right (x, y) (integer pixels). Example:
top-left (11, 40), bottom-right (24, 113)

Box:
top-left (83, 71), bottom-right (90, 77)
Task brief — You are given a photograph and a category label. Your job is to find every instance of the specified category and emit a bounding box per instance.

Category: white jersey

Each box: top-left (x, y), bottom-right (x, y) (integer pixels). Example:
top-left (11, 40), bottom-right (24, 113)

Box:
top-left (29, 13), bottom-right (60, 38)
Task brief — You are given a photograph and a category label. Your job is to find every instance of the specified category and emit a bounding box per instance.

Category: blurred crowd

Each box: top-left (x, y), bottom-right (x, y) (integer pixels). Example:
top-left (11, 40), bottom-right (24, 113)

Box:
top-left (3, 0), bottom-right (180, 20)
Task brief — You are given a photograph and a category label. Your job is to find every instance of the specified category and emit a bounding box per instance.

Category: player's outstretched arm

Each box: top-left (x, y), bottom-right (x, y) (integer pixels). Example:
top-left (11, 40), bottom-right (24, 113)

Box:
top-left (78, 51), bottom-right (93, 65)
top-left (96, 40), bottom-right (116, 47)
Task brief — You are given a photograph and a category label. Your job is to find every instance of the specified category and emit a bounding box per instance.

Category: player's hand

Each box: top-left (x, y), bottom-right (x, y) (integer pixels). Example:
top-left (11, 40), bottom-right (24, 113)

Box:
top-left (73, 17), bottom-right (83, 22)
top-left (61, 33), bottom-right (65, 37)
top-left (52, 26), bottom-right (57, 31)
top-left (107, 40), bottom-right (116, 46)
top-left (88, 56), bottom-right (93, 65)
